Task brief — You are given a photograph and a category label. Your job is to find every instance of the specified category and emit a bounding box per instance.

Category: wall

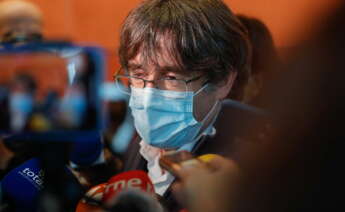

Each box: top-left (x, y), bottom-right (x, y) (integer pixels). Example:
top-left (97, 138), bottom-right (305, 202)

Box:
top-left (24, 0), bottom-right (342, 78)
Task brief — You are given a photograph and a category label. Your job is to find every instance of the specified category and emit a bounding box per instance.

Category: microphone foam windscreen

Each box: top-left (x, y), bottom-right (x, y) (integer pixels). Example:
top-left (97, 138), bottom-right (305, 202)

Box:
top-left (69, 132), bottom-right (103, 166)
top-left (103, 170), bottom-right (154, 203)
top-left (75, 183), bottom-right (106, 212)
top-left (1, 158), bottom-right (43, 211)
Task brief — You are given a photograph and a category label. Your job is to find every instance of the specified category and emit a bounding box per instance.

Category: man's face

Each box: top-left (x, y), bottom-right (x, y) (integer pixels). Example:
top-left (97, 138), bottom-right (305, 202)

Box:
top-left (127, 45), bottom-right (233, 122)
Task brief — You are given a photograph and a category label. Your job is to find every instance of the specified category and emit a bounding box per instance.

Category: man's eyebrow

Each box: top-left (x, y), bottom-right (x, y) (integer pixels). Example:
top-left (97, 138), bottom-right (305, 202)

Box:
top-left (127, 63), bottom-right (142, 70)
top-left (158, 65), bottom-right (184, 73)
top-left (126, 63), bottom-right (186, 75)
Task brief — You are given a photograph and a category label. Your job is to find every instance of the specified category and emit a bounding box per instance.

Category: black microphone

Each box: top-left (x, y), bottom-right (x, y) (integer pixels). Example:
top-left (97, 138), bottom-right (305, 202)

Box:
top-left (1, 157), bottom-right (84, 212)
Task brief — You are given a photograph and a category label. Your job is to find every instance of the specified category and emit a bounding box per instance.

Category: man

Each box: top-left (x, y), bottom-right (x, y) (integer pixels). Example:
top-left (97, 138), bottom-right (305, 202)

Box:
top-left (116, 0), bottom-right (261, 210)
top-left (0, 0), bottom-right (43, 46)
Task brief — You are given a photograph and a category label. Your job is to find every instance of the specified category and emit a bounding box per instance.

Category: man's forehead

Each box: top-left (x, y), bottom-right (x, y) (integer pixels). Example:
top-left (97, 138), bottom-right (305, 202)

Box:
top-left (128, 32), bottom-right (181, 64)
top-left (128, 47), bottom-right (182, 71)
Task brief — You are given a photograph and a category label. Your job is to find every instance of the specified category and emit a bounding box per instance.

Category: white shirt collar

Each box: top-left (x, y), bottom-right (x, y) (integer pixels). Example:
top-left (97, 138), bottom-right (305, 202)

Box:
top-left (139, 125), bottom-right (216, 196)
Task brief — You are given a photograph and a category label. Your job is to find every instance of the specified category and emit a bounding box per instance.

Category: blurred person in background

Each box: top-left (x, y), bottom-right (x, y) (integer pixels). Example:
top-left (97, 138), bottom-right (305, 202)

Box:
top-left (228, 15), bottom-right (280, 107)
top-left (0, 0), bottom-right (43, 47)
top-left (171, 2), bottom-right (345, 212)
top-left (8, 73), bottom-right (37, 132)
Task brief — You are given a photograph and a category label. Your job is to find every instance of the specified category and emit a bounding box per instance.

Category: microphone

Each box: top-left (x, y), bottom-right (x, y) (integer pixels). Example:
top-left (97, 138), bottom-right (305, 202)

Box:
top-left (103, 170), bottom-right (154, 202)
top-left (0, 158), bottom-right (44, 212)
top-left (103, 170), bottom-right (163, 212)
top-left (69, 131), bottom-right (104, 167)
top-left (1, 157), bottom-right (83, 212)
top-left (2, 131), bottom-right (104, 167)
top-left (75, 183), bottom-right (106, 212)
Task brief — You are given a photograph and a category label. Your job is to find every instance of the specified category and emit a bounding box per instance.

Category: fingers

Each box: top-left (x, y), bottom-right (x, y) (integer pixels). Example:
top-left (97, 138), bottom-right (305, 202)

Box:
top-left (170, 155), bottom-right (241, 212)
top-left (206, 155), bottom-right (239, 173)
top-left (172, 155), bottom-right (239, 181)
top-left (0, 139), bottom-right (15, 170)
top-left (174, 159), bottom-right (207, 180)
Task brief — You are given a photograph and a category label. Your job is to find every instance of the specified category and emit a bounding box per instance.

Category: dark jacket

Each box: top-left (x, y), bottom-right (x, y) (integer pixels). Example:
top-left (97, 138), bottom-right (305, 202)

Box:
top-left (122, 99), bottom-right (264, 211)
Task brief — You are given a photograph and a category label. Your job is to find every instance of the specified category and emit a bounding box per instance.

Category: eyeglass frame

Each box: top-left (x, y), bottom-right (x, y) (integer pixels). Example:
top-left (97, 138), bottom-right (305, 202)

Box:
top-left (113, 68), bottom-right (209, 92)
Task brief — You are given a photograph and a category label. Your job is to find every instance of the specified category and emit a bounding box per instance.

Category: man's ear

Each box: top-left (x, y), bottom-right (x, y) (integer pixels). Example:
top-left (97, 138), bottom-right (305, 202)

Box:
top-left (215, 71), bottom-right (237, 100)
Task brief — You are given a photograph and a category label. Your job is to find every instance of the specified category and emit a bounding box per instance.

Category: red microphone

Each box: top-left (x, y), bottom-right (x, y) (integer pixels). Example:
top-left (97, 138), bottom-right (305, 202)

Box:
top-left (75, 183), bottom-right (106, 212)
top-left (103, 170), bottom-right (154, 202)
top-left (103, 170), bottom-right (163, 212)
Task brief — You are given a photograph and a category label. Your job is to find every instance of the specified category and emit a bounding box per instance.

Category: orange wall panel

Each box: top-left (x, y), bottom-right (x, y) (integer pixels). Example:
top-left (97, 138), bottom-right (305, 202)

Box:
top-left (19, 0), bottom-right (343, 79)
top-left (27, 0), bottom-right (341, 48)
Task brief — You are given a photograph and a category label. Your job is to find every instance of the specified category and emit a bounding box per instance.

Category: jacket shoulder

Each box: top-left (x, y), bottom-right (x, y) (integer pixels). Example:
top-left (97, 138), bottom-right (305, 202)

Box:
top-left (194, 100), bottom-right (267, 157)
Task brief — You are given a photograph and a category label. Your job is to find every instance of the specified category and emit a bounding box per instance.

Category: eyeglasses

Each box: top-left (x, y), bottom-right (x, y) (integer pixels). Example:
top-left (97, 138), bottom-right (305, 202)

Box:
top-left (114, 69), bottom-right (205, 95)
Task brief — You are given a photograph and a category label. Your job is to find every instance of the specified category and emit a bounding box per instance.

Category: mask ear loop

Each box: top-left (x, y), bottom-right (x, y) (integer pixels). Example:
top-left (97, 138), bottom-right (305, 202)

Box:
top-left (191, 99), bottom-right (220, 144)
top-left (200, 98), bottom-right (220, 123)
top-left (193, 82), bottom-right (220, 122)
top-left (188, 81), bottom-right (220, 144)
top-left (193, 83), bottom-right (209, 96)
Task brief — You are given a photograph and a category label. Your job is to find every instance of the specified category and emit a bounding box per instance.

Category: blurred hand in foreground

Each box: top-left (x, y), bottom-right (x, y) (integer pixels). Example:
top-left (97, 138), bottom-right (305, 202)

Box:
top-left (172, 155), bottom-right (241, 212)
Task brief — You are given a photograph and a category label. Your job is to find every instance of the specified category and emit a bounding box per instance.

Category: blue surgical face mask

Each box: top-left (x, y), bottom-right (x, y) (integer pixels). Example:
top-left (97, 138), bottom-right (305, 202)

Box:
top-left (129, 84), bottom-right (217, 149)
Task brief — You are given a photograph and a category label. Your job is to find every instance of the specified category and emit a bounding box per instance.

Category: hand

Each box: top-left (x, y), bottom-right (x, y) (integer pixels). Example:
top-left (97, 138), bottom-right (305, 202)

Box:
top-left (172, 155), bottom-right (240, 212)
top-left (69, 147), bottom-right (122, 188)
top-left (0, 138), bottom-right (15, 170)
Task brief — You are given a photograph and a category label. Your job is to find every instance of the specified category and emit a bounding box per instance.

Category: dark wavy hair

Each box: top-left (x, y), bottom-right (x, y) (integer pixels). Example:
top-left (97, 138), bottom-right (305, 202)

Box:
top-left (119, 0), bottom-right (251, 87)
